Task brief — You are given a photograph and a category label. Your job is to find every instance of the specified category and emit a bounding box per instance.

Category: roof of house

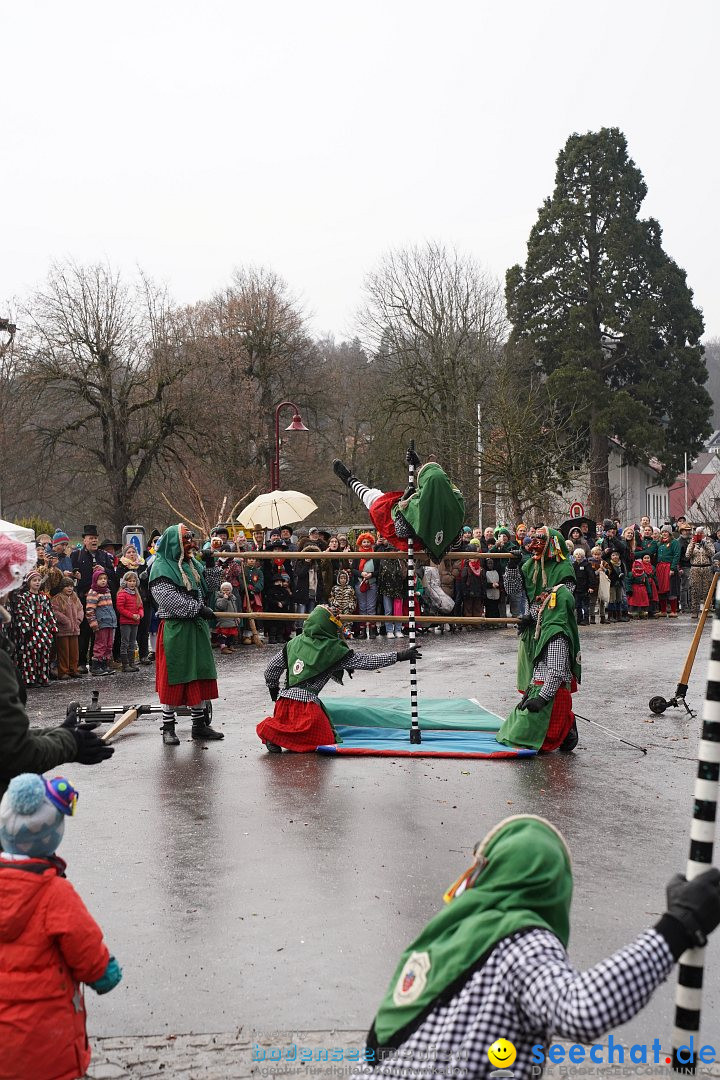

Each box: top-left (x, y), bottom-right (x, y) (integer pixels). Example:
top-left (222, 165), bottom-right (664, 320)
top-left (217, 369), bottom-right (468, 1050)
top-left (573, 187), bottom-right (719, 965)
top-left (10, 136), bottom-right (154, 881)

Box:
top-left (694, 452), bottom-right (720, 473)
top-left (669, 473), bottom-right (714, 518)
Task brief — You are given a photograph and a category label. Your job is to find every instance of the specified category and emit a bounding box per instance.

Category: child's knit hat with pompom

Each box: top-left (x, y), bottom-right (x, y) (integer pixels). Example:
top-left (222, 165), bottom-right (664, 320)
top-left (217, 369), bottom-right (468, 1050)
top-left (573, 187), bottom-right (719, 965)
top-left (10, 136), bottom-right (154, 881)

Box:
top-left (0, 774), bottom-right (78, 857)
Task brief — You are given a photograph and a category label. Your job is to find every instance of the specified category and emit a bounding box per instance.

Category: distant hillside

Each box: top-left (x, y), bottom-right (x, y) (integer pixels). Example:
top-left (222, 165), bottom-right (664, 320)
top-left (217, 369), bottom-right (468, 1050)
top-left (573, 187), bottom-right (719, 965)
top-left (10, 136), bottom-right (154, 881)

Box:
top-left (704, 339), bottom-right (720, 426)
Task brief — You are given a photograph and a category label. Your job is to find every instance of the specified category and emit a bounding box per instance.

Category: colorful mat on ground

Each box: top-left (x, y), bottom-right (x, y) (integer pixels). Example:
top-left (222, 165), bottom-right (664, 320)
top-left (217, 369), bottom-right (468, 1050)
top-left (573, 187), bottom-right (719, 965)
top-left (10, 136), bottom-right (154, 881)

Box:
top-left (317, 697), bottom-right (536, 758)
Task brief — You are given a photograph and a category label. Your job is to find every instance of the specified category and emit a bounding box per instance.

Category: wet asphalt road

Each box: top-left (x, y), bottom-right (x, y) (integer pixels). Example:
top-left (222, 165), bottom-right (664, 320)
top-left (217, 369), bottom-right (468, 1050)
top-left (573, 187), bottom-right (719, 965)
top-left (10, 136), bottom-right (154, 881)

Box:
top-left (25, 619), bottom-right (720, 1052)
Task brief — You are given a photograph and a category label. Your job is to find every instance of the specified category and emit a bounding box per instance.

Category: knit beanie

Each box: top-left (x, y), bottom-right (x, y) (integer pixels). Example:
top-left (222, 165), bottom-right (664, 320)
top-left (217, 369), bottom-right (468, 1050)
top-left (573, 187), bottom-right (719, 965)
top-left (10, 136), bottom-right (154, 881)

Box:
top-left (0, 774), bottom-right (78, 857)
top-left (0, 533), bottom-right (37, 597)
top-left (91, 565), bottom-right (109, 589)
top-left (120, 571), bottom-right (138, 588)
top-left (52, 529), bottom-right (70, 547)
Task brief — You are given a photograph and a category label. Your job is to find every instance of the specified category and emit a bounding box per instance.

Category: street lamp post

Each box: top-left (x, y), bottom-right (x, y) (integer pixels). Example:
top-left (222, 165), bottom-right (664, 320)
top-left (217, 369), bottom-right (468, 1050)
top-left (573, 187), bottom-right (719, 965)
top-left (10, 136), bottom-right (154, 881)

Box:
top-left (271, 401), bottom-right (308, 491)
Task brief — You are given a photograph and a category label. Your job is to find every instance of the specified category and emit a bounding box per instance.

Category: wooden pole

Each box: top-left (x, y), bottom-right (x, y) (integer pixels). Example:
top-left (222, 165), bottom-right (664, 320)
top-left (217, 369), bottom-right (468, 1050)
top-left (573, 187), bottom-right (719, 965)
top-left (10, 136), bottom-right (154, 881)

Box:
top-left (671, 577), bottom-right (720, 1072)
top-left (208, 549), bottom-right (511, 560)
top-left (212, 611), bottom-right (518, 625)
top-left (675, 573), bottom-right (720, 698)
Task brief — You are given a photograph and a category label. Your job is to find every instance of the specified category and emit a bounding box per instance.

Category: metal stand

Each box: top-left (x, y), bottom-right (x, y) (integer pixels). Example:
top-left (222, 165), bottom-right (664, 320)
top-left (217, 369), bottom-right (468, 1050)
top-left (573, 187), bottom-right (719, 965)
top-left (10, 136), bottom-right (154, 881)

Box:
top-left (407, 442), bottom-right (421, 745)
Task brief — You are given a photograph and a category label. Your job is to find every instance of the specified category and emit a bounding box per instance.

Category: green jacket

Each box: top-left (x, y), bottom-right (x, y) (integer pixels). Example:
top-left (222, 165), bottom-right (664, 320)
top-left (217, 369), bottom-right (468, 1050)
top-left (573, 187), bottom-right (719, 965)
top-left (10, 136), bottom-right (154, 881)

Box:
top-left (0, 646), bottom-right (77, 803)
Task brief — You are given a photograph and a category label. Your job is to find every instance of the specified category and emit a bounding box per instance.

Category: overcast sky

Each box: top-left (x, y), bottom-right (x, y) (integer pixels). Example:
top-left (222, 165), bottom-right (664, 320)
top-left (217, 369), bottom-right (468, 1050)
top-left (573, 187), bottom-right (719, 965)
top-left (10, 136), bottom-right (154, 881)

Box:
top-left (3, 0), bottom-right (718, 341)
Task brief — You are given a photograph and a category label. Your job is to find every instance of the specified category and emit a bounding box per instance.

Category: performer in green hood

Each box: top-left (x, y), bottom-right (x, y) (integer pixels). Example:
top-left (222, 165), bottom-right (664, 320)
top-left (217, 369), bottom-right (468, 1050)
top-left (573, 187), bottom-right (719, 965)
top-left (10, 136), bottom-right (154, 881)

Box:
top-left (257, 605), bottom-right (420, 752)
top-left (332, 451), bottom-right (465, 563)
top-left (499, 526), bottom-right (580, 752)
top-left (149, 523), bottom-right (226, 745)
top-left (350, 815), bottom-right (720, 1080)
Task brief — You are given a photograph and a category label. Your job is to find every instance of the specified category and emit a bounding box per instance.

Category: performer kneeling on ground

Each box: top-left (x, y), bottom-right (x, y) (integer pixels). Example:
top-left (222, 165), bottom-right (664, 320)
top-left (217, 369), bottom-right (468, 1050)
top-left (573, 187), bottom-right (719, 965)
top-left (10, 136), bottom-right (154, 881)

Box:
top-left (149, 524), bottom-right (225, 745)
top-left (332, 450), bottom-right (464, 563)
top-left (499, 527), bottom-right (580, 752)
top-left (257, 605), bottom-right (421, 752)
top-left (350, 815), bottom-right (720, 1080)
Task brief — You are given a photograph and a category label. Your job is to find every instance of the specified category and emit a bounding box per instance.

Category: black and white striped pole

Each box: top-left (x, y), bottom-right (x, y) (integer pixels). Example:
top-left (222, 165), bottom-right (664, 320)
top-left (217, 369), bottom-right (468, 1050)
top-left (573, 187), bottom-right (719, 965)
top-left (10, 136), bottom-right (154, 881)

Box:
top-left (671, 579), bottom-right (720, 1073)
top-left (407, 442), bottom-right (421, 745)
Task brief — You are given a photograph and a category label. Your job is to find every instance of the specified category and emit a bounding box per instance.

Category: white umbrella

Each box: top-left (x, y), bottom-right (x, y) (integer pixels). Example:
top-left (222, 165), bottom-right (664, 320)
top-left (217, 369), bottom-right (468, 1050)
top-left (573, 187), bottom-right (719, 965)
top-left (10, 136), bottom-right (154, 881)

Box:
top-left (237, 490), bottom-right (318, 530)
top-left (0, 518), bottom-right (34, 543)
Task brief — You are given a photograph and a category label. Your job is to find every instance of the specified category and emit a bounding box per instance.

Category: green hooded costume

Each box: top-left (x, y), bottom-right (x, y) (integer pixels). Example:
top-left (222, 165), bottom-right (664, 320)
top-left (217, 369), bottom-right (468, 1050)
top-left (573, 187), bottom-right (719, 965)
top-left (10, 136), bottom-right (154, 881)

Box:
top-left (149, 524), bottom-right (217, 686)
top-left (498, 585), bottom-right (581, 751)
top-left (393, 463), bottom-right (465, 562)
top-left (367, 816), bottom-right (572, 1055)
top-left (284, 606), bottom-right (350, 687)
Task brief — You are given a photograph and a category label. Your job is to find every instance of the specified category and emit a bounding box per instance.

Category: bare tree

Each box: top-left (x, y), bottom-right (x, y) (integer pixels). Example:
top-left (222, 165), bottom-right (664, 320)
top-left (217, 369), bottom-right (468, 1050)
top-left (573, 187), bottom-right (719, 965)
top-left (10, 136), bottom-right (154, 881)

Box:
top-left (21, 262), bottom-right (198, 534)
top-left (358, 242), bottom-right (507, 515)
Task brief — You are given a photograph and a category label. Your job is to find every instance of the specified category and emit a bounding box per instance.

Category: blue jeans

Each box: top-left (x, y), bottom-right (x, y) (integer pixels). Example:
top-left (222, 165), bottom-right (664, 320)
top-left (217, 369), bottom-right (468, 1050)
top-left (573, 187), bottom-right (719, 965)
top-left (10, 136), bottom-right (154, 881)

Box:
top-left (382, 594), bottom-right (395, 634)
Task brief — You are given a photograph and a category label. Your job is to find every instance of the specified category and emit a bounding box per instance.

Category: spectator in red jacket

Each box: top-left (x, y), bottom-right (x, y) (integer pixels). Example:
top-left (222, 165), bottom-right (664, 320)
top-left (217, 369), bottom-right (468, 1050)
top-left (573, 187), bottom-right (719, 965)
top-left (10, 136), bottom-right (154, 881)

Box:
top-left (0, 773), bottom-right (122, 1080)
top-left (116, 571), bottom-right (144, 673)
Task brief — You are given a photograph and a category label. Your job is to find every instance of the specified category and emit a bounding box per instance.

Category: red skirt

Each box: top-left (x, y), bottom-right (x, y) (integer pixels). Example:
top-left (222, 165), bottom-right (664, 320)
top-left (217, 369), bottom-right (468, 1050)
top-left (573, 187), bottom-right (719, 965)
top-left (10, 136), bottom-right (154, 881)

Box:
top-left (369, 492), bottom-right (424, 554)
top-left (655, 561), bottom-right (671, 595)
top-left (537, 681), bottom-right (576, 752)
top-left (257, 698), bottom-right (335, 752)
top-left (628, 584), bottom-right (649, 608)
top-left (155, 621), bottom-right (218, 707)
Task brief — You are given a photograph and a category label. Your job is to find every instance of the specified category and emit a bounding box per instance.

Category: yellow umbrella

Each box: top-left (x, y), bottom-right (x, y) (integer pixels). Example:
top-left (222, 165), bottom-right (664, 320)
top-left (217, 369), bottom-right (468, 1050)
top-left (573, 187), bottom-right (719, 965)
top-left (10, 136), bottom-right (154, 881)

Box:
top-left (236, 490), bottom-right (318, 530)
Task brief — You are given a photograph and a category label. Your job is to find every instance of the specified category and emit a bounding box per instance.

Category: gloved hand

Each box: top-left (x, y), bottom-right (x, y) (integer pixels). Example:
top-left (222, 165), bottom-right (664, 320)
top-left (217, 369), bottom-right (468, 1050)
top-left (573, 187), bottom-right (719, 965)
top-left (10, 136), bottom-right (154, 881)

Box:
top-left (198, 605), bottom-right (215, 620)
top-left (516, 614), bottom-right (534, 636)
top-left (397, 645), bottom-right (422, 662)
top-left (665, 868), bottom-right (720, 948)
top-left (89, 956), bottom-right (123, 994)
top-left (406, 447), bottom-right (421, 468)
top-left (201, 550), bottom-right (216, 568)
top-left (507, 552), bottom-right (522, 567)
top-left (73, 727), bottom-right (115, 765)
top-left (62, 703), bottom-right (101, 732)
top-left (524, 695), bottom-right (546, 713)
top-left (269, 686), bottom-right (279, 702)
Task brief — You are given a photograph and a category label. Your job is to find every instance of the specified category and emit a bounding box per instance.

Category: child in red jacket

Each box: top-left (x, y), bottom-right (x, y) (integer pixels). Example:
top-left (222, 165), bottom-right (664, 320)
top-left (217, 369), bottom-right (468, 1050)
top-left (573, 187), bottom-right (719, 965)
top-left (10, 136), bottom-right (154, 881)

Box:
top-left (0, 773), bottom-right (122, 1080)
top-left (116, 570), bottom-right (144, 673)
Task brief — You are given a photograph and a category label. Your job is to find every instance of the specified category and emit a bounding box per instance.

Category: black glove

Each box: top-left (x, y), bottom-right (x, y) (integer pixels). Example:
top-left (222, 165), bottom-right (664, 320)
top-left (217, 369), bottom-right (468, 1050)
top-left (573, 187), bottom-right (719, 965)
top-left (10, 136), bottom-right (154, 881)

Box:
top-left (73, 727), bottom-right (115, 765)
top-left (198, 605), bottom-right (215, 620)
top-left (62, 704), bottom-right (101, 732)
top-left (524, 695), bottom-right (546, 713)
top-left (664, 869), bottom-right (720, 949)
top-left (516, 614), bottom-right (534, 636)
top-left (269, 686), bottom-right (279, 702)
top-left (201, 550), bottom-right (216, 568)
top-left (397, 645), bottom-right (422, 662)
top-left (507, 551), bottom-right (522, 567)
top-left (405, 447), bottom-right (421, 468)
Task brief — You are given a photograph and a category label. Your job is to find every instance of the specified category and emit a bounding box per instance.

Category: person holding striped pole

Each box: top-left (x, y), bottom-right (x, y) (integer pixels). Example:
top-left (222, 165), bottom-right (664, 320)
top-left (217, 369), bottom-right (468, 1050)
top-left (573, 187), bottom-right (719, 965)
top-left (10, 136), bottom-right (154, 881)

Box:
top-left (671, 582), bottom-right (720, 1072)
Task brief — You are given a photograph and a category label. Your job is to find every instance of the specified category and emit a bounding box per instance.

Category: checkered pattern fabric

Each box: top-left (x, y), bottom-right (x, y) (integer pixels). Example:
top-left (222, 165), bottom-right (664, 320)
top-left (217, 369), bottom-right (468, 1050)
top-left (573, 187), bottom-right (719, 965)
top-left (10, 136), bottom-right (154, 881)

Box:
top-left (150, 567), bottom-right (223, 619)
top-left (352, 928), bottom-right (673, 1079)
top-left (265, 648), bottom-right (399, 704)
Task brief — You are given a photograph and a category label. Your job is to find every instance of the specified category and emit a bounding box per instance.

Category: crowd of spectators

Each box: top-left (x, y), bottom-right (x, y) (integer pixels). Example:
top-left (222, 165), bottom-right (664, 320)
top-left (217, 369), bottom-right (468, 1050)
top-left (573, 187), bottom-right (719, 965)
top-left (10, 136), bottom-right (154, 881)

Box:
top-left (7, 512), bottom-right (719, 688)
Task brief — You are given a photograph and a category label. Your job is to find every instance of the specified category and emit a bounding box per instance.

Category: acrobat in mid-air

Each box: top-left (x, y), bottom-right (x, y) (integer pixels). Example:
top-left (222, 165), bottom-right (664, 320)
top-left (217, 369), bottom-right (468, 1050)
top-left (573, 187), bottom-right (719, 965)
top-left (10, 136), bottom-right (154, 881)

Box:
top-left (332, 449), bottom-right (465, 563)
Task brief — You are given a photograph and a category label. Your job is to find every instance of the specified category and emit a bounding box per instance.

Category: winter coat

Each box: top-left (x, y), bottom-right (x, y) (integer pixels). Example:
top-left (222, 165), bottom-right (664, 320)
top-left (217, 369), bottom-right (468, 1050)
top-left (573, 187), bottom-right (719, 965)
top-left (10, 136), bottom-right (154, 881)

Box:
top-left (115, 587), bottom-right (144, 626)
top-left (329, 583), bottom-right (357, 615)
top-left (573, 560), bottom-right (595, 597)
top-left (50, 591), bottom-right (84, 637)
top-left (0, 855), bottom-right (110, 1080)
top-left (460, 562), bottom-right (485, 599)
top-left (292, 555), bottom-right (325, 607)
top-left (13, 591), bottom-right (58, 647)
top-left (69, 548), bottom-right (117, 598)
top-left (686, 537), bottom-right (717, 568)
top-left (376, 555), bottom-right (406, 600)
top-left (437, 557), bottom-right (455, 599)
top-left (85, 588), bottom-right (117, 631)
top-left (422, 565), bottom-right (455, 614)
top-left (0, 642), bottom-right (77, 802)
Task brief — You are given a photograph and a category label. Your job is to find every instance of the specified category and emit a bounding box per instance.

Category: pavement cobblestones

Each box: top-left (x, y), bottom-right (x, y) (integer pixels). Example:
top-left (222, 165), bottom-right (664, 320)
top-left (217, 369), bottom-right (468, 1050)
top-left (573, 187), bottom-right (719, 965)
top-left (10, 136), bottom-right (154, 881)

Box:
top-left (87, 1030), bottom-right (368, 1079)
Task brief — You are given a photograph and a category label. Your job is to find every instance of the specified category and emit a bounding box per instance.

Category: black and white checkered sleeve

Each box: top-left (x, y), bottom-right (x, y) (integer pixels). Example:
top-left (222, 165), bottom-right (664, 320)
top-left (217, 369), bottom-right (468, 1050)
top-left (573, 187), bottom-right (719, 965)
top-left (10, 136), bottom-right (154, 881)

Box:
top-left (512, 928), bottom-right (674, 1042)
top-left (204, 566), bottom-right (224, 590)
top-left (150, 580), bottom-right (203, 619)
top-left (504, 566), bottom-right (526, 599)
top-left (347, 651), bottom-right (398, 671)
top-left (537, 636), bottom-right (571, 700)
top-left (264, 648), bottom-right (286, 689)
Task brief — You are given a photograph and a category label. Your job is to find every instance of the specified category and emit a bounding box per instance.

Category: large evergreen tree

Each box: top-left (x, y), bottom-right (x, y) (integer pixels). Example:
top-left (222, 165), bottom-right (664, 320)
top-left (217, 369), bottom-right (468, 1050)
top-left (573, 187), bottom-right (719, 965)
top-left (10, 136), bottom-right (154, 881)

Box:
top-left (506, 127), bottom-right (711, 518)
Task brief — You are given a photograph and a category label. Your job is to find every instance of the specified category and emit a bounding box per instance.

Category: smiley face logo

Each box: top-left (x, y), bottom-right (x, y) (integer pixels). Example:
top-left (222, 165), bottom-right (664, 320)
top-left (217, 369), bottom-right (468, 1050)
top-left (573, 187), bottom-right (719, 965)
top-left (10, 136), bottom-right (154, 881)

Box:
top-left (487, 1039), bottom-right (517, 1069)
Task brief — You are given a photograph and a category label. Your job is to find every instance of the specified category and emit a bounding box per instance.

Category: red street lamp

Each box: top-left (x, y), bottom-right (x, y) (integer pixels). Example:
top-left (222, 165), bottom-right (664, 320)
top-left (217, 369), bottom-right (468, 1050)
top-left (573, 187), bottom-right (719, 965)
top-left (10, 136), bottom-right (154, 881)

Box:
top-left (271, 401), bottom-right (309, 490)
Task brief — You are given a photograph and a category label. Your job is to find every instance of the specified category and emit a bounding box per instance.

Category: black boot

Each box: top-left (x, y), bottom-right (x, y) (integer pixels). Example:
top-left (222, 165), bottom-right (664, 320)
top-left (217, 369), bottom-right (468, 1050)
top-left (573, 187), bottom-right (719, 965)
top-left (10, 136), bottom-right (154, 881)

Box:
top-left (120, 654), bottom-right (129, 673)
top-left (191, 711), bottom-right (225, 740)
top-left (90, 659), bottom-right (104, 677)
top-left (559, 721), bottom-right (579, 752)
top-left (265, 740), bottom-right (283, 753)
top-left (332, 459), bottom-right (353, 485)
top-left (162, 720), bottom-right (180, 745)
